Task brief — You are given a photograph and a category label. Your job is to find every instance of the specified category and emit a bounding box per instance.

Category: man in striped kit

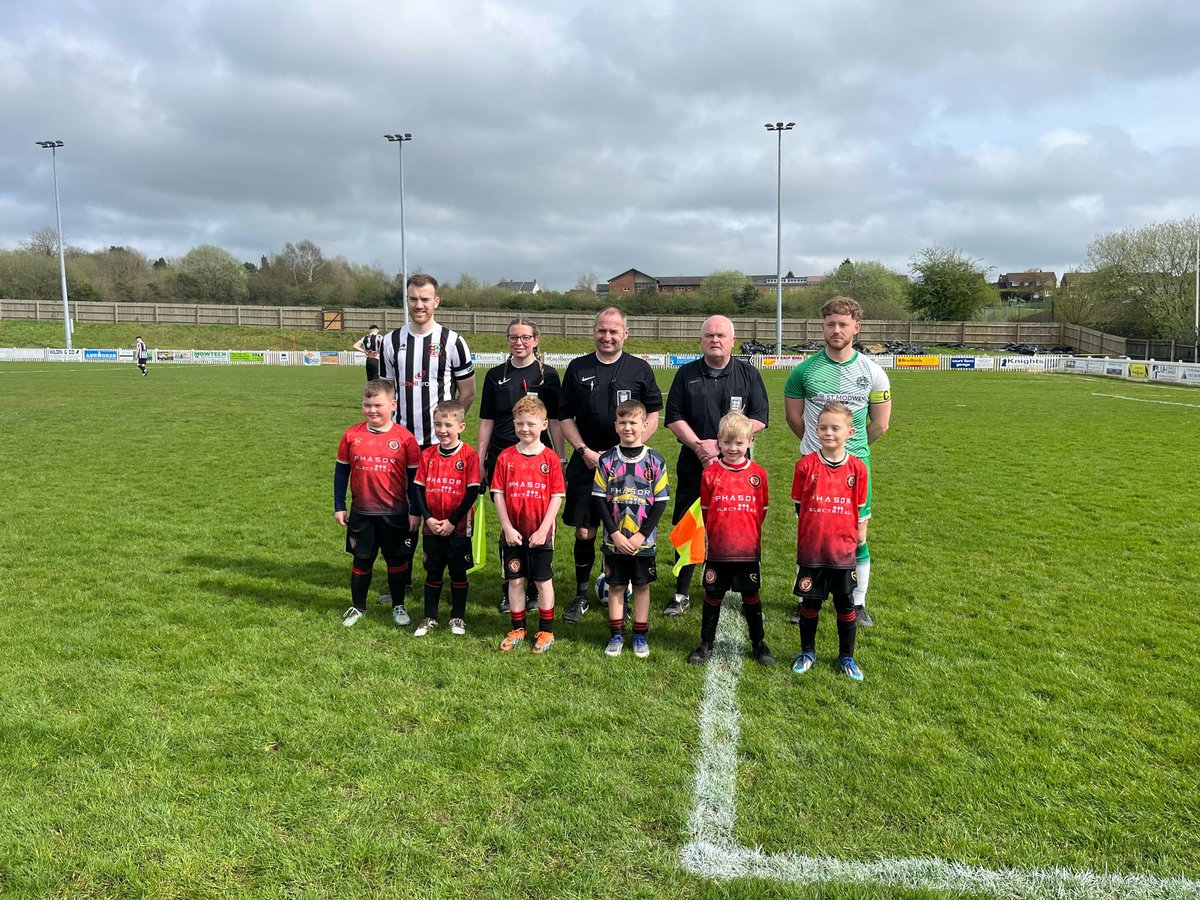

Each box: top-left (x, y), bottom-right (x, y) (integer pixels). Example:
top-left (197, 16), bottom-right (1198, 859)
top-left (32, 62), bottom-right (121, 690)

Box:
top-left (783, 296), bottom-right (891, 627)
top-left (381, 274), bottom-right (476, 449)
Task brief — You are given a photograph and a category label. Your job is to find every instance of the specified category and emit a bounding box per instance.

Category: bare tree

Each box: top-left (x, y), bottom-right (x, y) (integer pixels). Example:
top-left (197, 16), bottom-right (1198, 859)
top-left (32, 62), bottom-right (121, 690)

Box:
top-left (276, 239), bottom-right (328, 287)
top-left (20, 226), bottom-right (60, 257)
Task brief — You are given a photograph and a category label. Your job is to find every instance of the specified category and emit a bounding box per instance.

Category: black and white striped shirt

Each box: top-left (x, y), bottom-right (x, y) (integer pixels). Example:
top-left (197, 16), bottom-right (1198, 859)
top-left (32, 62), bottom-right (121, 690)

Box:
top-left (380, 323), bottom-right (474, 447)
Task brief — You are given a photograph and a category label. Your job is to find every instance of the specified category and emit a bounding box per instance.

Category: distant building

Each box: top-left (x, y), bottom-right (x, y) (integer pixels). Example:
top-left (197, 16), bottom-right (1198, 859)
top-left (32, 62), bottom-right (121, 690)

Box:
top-left (496, 279), bottom-right (541, 294)
top-left (751, 271), bottom-right (824, 292)
top-left (598, 268), bottom-right (823, 298)
top-left (997, 270), bottom-right (1057, 301)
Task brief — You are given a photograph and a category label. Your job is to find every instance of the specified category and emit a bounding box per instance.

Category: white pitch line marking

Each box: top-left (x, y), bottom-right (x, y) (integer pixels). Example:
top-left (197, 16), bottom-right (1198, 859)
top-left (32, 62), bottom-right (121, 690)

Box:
top-left (1092, 392), bottom-right (1200, 409)
top-left (680, 598), bottom-right (1200, 899)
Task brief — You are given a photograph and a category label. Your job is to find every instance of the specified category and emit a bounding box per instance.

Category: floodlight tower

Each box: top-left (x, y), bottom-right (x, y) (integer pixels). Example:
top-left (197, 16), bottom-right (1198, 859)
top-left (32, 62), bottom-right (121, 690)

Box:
top-left (36, 140), bottom-right (72, 349)
top-left (384, 133), bottom-right (413, 325)
top-left (765, 122), bottom-right (794, 355)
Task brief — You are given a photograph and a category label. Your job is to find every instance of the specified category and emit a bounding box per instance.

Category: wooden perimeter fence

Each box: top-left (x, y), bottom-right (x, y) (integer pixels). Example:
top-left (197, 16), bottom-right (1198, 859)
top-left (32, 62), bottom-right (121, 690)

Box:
top-left (0, 298), bottom-right (1131, 356)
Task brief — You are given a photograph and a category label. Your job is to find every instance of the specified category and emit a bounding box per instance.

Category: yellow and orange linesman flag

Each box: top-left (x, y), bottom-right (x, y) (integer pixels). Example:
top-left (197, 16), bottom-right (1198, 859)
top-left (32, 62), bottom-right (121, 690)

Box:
top-left (467, 498), bottom-right (487, 575)
top-left (669, 498), bottom-right (705, 577)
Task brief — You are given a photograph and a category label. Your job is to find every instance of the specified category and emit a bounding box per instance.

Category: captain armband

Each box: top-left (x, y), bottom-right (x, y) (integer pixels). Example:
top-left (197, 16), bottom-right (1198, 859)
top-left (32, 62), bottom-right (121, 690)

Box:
top-left (869, 389), bottom-right (891, 403)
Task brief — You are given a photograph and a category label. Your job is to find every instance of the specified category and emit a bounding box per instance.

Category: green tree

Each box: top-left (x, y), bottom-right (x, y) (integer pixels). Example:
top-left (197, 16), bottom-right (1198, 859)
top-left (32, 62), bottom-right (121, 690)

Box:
top-left (1085, 217), bottom-right (1200, 340)
top-left (177, 245), bottom-right (248, 304)
top-left (1055, 271), bottom-right (1102, 327)
top-left (814, 259), bottom-right (909, 319)
top-left (698, 270), bottom-right (753, 307)
top-left (89, 246), bottom-right (151, 303)
top-left (907, 247), bottom-right (997, 320)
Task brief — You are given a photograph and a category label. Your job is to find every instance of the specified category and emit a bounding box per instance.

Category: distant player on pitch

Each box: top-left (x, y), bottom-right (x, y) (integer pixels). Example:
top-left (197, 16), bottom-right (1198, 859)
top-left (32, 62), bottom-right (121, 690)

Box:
top-left (790, 401), bottom-right (870, 681)
top-left (411, 400), bottom-right (481, 638)
top-left (135, 336), bottom-right (148, 376)
top-left (686, 412), bottom-right (773, 667)
top-left (491, 396), bottom-right (566, 654)
top-left (333, 379), bottom-right (422, 628)
top-left (592, 399), bottom-right (670, 659)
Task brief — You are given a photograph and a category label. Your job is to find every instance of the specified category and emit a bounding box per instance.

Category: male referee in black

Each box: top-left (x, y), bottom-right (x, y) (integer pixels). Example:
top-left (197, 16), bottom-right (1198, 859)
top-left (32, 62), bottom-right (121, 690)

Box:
top-left (663, 315), bottom-right (768, 616)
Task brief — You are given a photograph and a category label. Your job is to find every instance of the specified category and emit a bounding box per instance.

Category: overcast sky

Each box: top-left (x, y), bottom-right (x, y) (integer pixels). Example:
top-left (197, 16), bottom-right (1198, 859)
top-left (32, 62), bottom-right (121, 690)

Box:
top-left (3, 0), bottom-right (1199, 291)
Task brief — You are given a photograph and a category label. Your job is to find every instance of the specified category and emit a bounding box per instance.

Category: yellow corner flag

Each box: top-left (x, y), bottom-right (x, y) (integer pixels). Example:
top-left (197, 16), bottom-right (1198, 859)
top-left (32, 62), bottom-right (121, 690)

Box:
top-left (669, 498), bottom-right (705, 577)
top-left (467, 498), bottom-right (487, 575)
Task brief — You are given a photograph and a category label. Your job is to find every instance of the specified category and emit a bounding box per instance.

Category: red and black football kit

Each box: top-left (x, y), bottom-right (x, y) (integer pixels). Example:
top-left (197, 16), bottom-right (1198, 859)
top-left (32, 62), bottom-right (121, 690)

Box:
top-left (698, 458), bottom-right (769, 647)
top-left (414, 441), bottom-right (481, 622)
top-left (790, 450), bottom-right (869, 657)
top-left (334, 421), bottom-right (422, 612)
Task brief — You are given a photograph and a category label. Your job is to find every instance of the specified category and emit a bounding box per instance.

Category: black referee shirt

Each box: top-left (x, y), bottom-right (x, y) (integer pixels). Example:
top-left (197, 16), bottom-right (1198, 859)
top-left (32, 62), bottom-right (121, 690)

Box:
top-left (665, 357), bottom-right (769, 469)
top-left (559, 352), bottom-right (664, 452)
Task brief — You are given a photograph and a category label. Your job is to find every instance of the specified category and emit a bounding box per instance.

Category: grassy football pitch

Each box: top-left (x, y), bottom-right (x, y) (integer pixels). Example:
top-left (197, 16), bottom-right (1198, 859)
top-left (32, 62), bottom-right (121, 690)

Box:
top-left (0, 362), bottom-right (1197, 899)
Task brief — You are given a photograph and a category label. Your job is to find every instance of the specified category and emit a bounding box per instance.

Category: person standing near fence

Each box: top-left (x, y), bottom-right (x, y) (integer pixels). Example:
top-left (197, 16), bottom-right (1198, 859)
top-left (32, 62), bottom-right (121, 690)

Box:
top-left (663, 315), bottom-right (768, 617)
top-left (558, 307), bottom-right (663, 624)
top-left (353, 324), bottom-right (383, 381)
top-left (135, 336), bottom-right (148, 376)
top-left (783, 296), bottom-right (890, 627)
top-left (380, 274), bottom-right (476, 449)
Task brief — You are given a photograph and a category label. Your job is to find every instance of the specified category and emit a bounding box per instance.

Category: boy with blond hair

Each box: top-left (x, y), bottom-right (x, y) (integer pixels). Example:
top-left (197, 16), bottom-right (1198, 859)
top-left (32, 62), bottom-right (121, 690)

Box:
top-left (686, 411), bottom-right (773, 666)
top-left (491, 396), bottom-right (566, 653)
top-left (790, 400), bottom-right (870, 680)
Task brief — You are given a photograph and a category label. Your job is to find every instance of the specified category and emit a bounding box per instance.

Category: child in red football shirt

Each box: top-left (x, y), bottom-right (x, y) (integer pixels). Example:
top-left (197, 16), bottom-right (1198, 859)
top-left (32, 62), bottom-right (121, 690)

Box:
top-left (790, 400), bottom-right (870, 680)
top-left (412, 400), bottom-right (481, 637)
top-left (686, 411), bottom-right (772, 667)
top-left (334, 379), bottom-right (422, 627)
top-left (490, 396), bottom-right (566, 653)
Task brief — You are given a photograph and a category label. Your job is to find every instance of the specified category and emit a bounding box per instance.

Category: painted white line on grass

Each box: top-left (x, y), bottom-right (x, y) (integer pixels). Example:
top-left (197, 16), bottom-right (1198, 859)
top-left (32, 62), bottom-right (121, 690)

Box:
top-left (1092, 392), bottom-right (1200, 409)
top-left (680, 598), bottom-right (1200, 899)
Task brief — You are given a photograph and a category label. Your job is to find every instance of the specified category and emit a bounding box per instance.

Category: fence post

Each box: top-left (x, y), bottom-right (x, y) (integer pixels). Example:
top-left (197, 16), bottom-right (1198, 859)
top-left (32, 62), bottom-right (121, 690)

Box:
top-left (114, 303), bottom-right (119, 324)
top-left (278, 308), bottom-right (284, 327)
top-left (195, 305), bottom-right (200, 324)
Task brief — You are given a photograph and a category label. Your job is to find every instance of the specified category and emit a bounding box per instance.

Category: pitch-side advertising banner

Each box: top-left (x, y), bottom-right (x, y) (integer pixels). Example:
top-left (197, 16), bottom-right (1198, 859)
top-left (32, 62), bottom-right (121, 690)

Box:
top-left (896, 355), bottom-right (940, 369)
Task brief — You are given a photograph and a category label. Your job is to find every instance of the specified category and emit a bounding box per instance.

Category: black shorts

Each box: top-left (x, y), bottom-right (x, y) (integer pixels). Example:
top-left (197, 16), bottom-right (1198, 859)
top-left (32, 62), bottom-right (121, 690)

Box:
top-left (345, 511), bottom-right (417, 562)
top-left (702, 560), bottom-right (761, 598)
top-left (422, 532), bottom-right (473, 576)
top-left (603, 553), bottom-right (658, 588)
top-left (500, 541), bottom-right (555, 582)
top-left (793, 566), bottom-right (856, 605)
top-left (562, 453), bottom-right (601, 528)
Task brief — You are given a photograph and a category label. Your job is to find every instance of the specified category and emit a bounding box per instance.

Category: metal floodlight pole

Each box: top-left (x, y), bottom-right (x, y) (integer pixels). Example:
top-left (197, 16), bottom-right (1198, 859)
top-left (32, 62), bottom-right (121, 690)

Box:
top-left (385, 133), bottom-right (413, 325)
top-left (1194, 234), bottom-right (1198, 363)
top-left (765, 122), bottom-right (794, 355)
top-left (37, 140), bottom-right (72, 349)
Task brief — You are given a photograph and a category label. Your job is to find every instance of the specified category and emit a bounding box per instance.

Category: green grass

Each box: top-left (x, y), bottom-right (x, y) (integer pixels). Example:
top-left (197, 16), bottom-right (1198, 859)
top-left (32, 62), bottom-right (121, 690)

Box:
top-left (0, 320), bottom-right (696, 357)
top-left (1, 364), bottom-right (1197, 898)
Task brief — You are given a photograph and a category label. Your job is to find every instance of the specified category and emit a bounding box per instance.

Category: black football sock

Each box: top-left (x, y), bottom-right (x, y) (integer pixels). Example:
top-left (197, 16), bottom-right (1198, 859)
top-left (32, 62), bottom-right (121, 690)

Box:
top-left (742, 594), bottom-right (765, 646)
top-left (701, 593), bottom-right (723, 645)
